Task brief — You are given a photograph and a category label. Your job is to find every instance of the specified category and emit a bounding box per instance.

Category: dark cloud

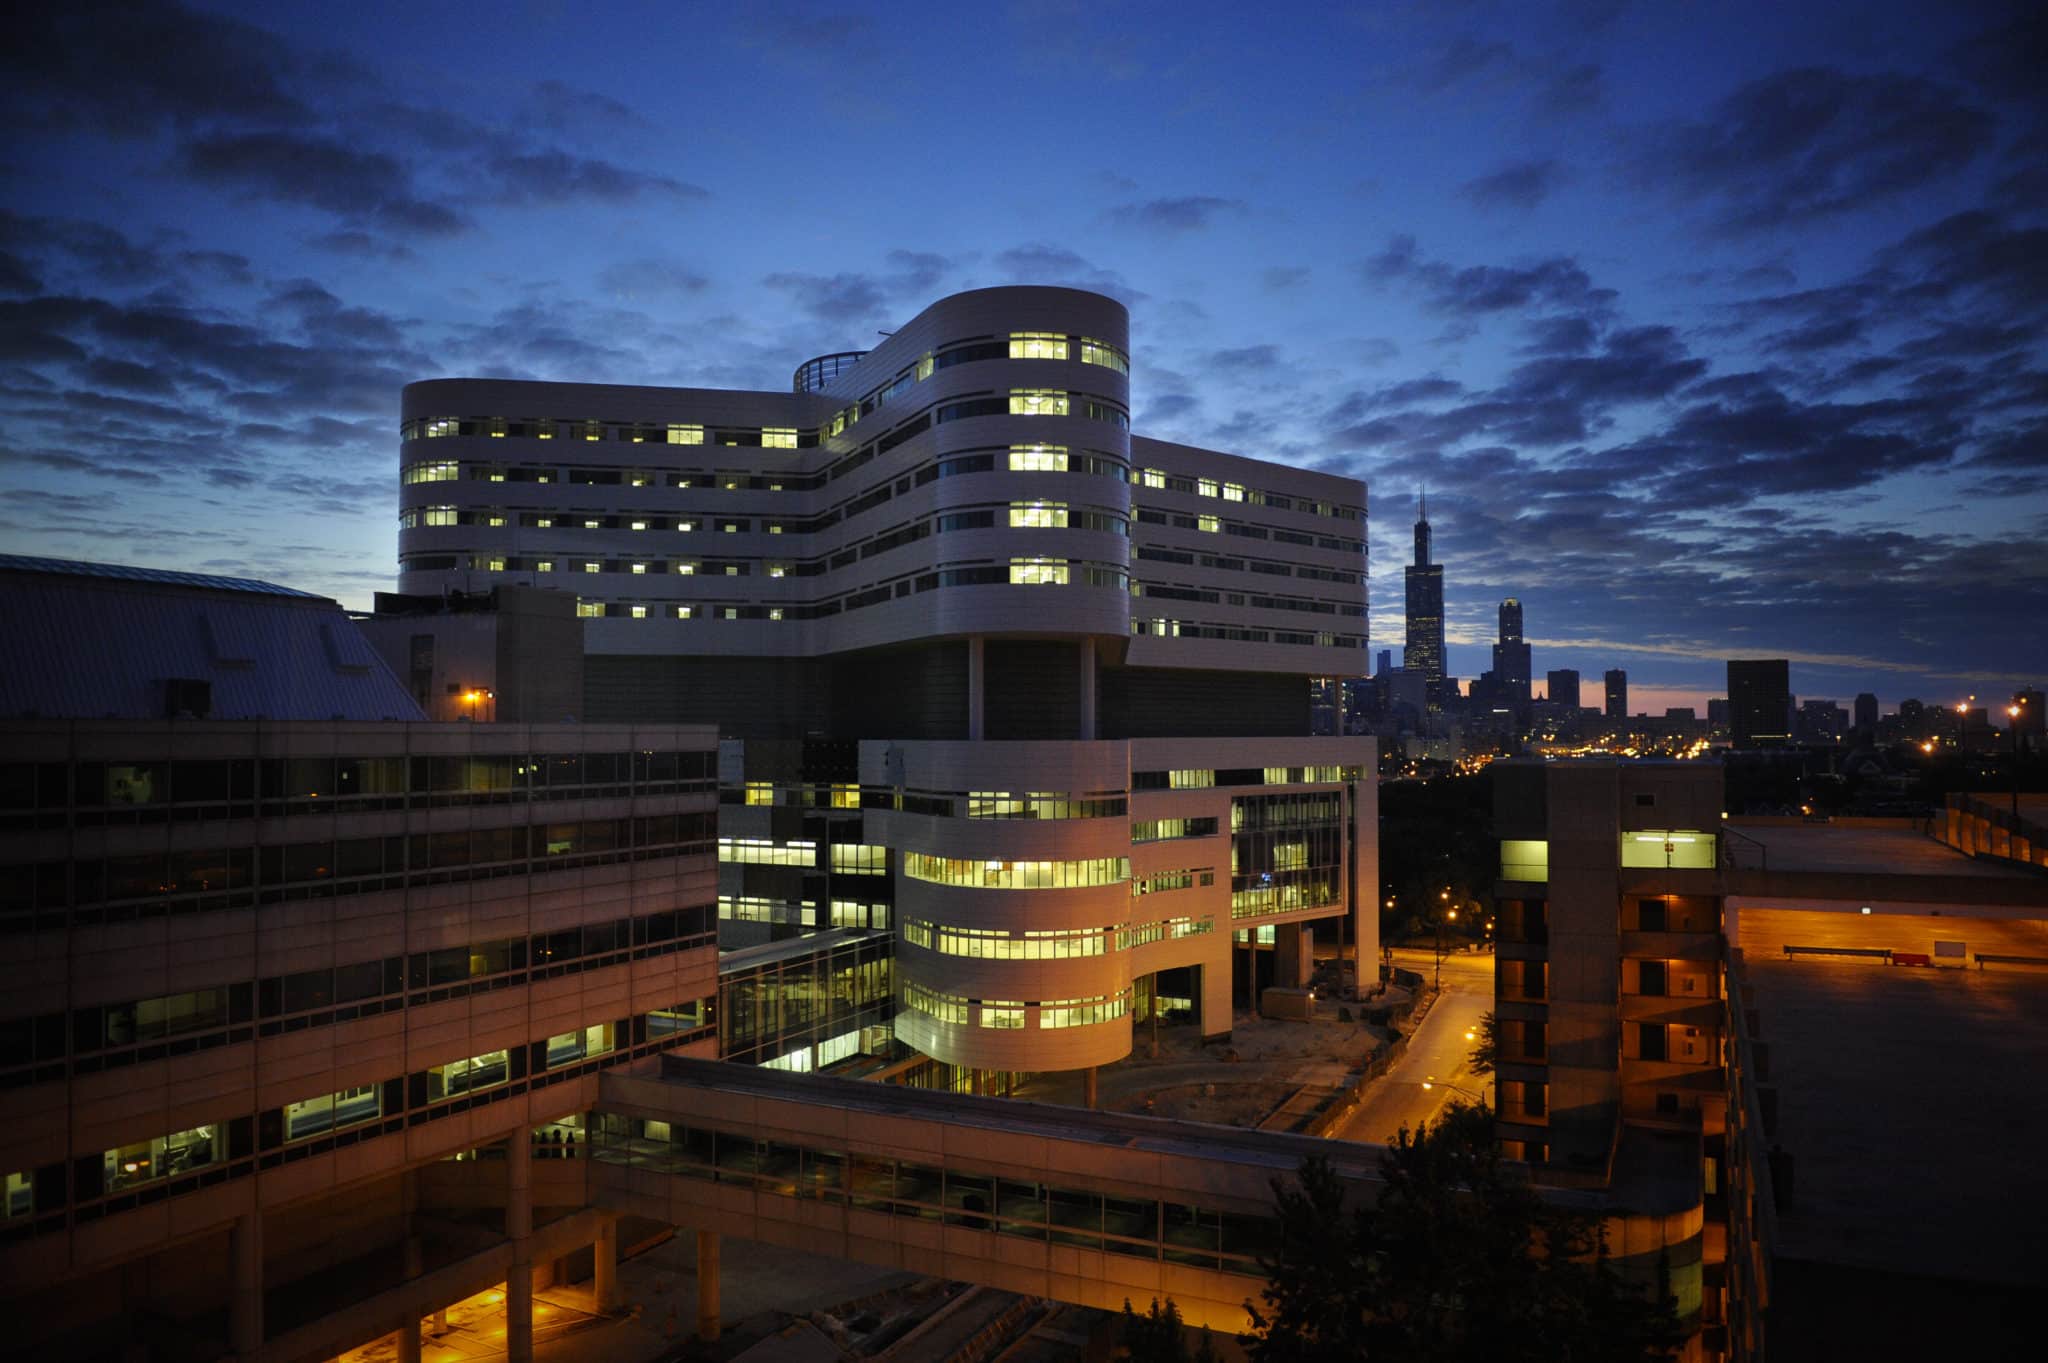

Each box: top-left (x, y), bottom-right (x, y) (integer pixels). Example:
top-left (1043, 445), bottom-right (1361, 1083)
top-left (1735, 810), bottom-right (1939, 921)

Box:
top-left (529, 80), bottom-right (648, 132)
top-left (1459, 159), bottom-right (1567, 211)
top-left (0, 0), bottom-right (322, 136)
top-left (1424, 36), bottom-right (1515, 91)
top-left (762, 251), bottom-right (960, 326)
top-left (1366, 235), bottom-right (1616, 317)
top-left (1536, 63), bottom-right (1604, 116)
top-left (1206, 345), bottom-right (1281, 371)
top-left (1108, 196), bottom-right (1245, 232)
top-left (486, 151), bottom-right (708, 206)
top-left (179, 131), bottom-right (468, 236)
top-left (1262, 266), bottom-right (1310, 291)
top-left (1636, 67), bottom-right (1996, 233)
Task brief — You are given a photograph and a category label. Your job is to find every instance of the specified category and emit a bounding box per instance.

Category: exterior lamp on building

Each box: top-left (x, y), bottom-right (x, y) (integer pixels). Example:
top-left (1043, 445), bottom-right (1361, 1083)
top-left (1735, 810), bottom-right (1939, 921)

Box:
top-left (2010, 703), bottom-right (2023, 821)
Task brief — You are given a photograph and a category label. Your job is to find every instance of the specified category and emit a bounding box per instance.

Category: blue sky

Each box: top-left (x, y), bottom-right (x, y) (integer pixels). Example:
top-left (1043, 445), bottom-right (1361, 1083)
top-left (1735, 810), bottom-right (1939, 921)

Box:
top-left (2, 0), bottom-right (2043, 713)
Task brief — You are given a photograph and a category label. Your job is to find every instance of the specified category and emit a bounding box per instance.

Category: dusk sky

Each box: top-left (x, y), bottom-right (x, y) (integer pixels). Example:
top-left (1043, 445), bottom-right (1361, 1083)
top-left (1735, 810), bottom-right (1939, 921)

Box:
top-left (2, 0), bottom-right (2042, 714)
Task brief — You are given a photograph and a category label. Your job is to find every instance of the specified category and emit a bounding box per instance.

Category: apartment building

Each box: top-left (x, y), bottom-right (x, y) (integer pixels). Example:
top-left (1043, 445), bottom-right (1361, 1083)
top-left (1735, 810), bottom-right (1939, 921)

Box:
top-left (379, 286), bottom-right (1381, 1090)
top-left (1490, 758), bottom-right (2047, 1361)
top-left (0, 556), bottom-right (721, 1363)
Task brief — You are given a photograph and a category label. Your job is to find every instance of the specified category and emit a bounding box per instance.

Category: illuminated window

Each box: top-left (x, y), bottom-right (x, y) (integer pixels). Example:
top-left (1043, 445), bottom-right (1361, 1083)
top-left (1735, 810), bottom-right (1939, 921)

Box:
top-left (762, 427), bottom-right (798, 449)
top-left (1198, 515), bottom-right (1220, 533)
top-left (667, 423), bottom-right (703, 445)
top-left (767, 564), bottom-right (787, 578)
top-left (723, 607), bottom-right (737, 619)
top-left (583, 562), bottom-right (601, 574)
top-left (103, 1124), bottom-right (221, 1192)
top-left (675, 605), bottom-right (693, 619)
top-left (1010, 557), bottom-right (1070, 585)
top-left (1009, 501), bottom-right (1068, 528)
top-left (285, 1085), bottom-right (380, 1142)
top-left (1080, 337), bottom-right (1129, 372)
top-left (535, 421), bottom-right (554, 440)
top-left (422, 506), bottom-right (458, 526)
top-left (917, 352), bottom-right (935, 380)
top-left (631, 520), bottom-right (648, 531)
top-left (829, 843), bottom-right (887, 874)
top-left (768, 608), bottom-right (783, 621)
top-left (678, 520), bottom-right (696, 532)
top-left (535, 559), bottom-right (554, 573)
top-left (428, 1050), bottom-right (509, 1100)
top-left (718, 837), bottom-right (817, 867)
top-left (545, 1023), bottom-right (614, 1069)
top-left (486, 513), bottom-right (506, 526)
top-left (423, 418), bottom-right (459, 439)
top-left (583, 518), bottom-right (601, 529)
top-left (1222, 483), bottom-right (1246, 502)
top-left (829, 783), bottom-right (859, 810)
top-left (744, 782), bottom-right (773, 807)
top-left (581, 421), bottom-right (603, 442)
top-left (576, 601), bottom-right (604, 618)
top-left (903, 853), bottom-right (1128, 889)
top-left (1009, 331), bottom-right (1069, 360)
top-left (1010, 389), bottom-right (1069, 415)
top-left (1009, 444), bottom-right (1069, 472)
top-left (630, 474), bottom-right (648, 486)
top-left (486, 557), bottom-right (506, 572)
top-left (629, 605), bottom-right (647, 618)
top-left (979, 1001), bottom-right (1026, 1030)
top-left (536, 517), bottom-right (553, 528)
top-left (676, 562), bottom-right (696, 575)
top-left (1140, 468), bottom-right (1166, 489)
top-left (1042, 991), bottom-right (1131, 1029)
top-left (768, 523), bottom-right (784, 534)
top-left (631, 563), bottom-right (647, 574)
top-left (1198, 479), bottom-right (1220, 498)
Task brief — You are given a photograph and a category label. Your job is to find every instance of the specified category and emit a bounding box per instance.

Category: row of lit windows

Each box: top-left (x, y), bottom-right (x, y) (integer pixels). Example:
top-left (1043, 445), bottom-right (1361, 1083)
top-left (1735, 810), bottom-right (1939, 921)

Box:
top-left (827, 332), bottom-right (1127, 435)
top-left (1129, 618), bottom-right (1364, 648)
top-left (1132, 765), bottom-right (1361, 792)
top-left (742, 782), bottom-right (861, 810)
top-left (1229, 878), bottom-right (1343, 919)
top-left (717, 896), bottom-right (889, 929)
top-left (717, 837), bottom-right (815, 867)
top-left (900, 914), bottom-right (1211, 960)
top-left (1131, 868), bottom-right (1216, 896)
top-left (405, 418), bottom-right (794, 447)
top-left (963, 791), bottom-right (1126, 821)
top-left (1135, 468), bottom-right (1361, 522)
top-left (902, 854), bottom-right (1130, 890)
top-left (1130, 817), bottom-right (1220, 844)
top-left (899, 983), bottom-right (1132, 1030)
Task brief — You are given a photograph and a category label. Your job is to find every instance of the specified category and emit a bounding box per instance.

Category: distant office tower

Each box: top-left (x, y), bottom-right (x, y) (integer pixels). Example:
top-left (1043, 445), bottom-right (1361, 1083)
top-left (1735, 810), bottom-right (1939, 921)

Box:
top-left (1492, 598), bottom-right (1532, 702)
top-left (1853, 693), bottom-right (1879, 731)
top-left (1376, 648), bottom-right (1393, 676)
top-left (1799, 699), bottom-right (1847, 743)
top-left (1707, 697), bottom-right (1729, 733)
top-left (1403, 494), bottom-right (1445, 710)
top-left (1548, 668), bottom-right (1581, 709)
top-left (1605, 669), bottom-right (1627, 720)
top-left (1728, 659), bottom-right (1792, 747)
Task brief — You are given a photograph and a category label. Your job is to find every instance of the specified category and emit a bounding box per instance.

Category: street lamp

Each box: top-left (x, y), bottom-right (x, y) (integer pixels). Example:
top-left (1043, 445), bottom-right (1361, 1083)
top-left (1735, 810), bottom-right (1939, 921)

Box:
top-left (2010, 703), bottom-right (2024, 823)
top-left (1434, 903), bottom-right (1457, 993)
top-left (1421, 1076), bottom-right (1485, 1104)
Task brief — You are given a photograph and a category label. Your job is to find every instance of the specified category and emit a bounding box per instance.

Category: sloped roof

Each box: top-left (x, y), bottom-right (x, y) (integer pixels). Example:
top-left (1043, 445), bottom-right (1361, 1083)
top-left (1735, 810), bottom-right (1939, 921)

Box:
top-left (0, 555), bottom-right (426, 721)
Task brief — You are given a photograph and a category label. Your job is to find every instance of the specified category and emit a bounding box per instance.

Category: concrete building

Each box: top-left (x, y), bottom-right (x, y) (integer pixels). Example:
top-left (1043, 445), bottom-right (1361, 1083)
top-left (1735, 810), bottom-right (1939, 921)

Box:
top-left (1491, 758), bottom-right (2047, 1360)
top-left (1851, 692), bottom-right (1878, 732)
top-left (386, 286), bottom-right (1380, 1092)
top-left (1491, 598), bottom-right (1531, 703)
top-left (0, 557), bottom-right (721, 1363)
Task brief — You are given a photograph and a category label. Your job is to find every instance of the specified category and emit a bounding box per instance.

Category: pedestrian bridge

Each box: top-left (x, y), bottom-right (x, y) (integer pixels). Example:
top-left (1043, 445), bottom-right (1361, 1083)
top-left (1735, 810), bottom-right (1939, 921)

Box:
top-left (591, 1056), bottom-right (1421, 1329)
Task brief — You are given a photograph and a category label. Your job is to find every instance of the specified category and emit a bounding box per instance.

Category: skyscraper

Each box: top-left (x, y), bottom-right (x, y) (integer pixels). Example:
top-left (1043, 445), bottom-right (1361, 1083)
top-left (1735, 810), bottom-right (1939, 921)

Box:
top-left (1728, 659), bottom-right (1792, 748)
top-left (1605, 668), bottom-right (1627, 720)
top-left (1853, 692), bottom-right (1879, 732)
top-left (1492, 597), bottom-right (1531, 702)
top-left (1547, 668), bottom-right (1581, 709)
top-left (1403, 492), bottom-right (1445, 711)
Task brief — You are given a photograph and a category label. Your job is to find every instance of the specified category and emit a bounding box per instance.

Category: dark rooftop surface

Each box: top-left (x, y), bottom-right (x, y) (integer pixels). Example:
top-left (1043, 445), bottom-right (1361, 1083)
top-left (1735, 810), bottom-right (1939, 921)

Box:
top-left (0, 552), bottom-right (324, 599)
top-left (1729, 820), bottom-right (2040, 880)
top-left (1732, 945), bottom-right (2048, 1288)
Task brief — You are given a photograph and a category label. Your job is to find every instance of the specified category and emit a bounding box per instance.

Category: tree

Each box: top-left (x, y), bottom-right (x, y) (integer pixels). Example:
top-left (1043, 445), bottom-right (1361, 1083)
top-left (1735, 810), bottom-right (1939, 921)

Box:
top-left (1120, 1298), bottom-right (1218, 1363)
top-left (1467, 1010), bottom-right (1499, 1076)
top-left (1244, 1103), bottom-right (1684, 1362)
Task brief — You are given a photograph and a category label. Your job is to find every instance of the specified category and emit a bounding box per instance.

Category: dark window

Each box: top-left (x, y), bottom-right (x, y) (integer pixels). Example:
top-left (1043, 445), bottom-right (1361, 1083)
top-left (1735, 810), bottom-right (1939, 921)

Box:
top-left (1638, 961), bottom-right (1667, 996)
top-left (1638, 1023), bottom-right (1666, 1062)
top-left (1638, 899), bottom-right (1666, 932)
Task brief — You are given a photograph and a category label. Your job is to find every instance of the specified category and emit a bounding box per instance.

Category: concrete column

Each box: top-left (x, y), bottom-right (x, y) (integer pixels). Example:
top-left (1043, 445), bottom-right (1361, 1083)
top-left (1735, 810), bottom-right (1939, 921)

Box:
top-left (1274, 923), bottom-right (1313, 988)
top-left (230, 1210), bottom-right (264, 1357)
top-left (593, 1216), bottom-right (619, 1312)
top-left (696, 1230), bottom-right (721, 1342)
top-left (1083, 1066), bottom-right (1098, 1110)
top-left (1077, 640), bottom-right (1096, 740)
top-left (507, 1131), bottom-right (534, 1363)
top-left (397, 1319), bottom-right (422, 1363)
top-left (401, 1168), bottom-right (423, 1280)
top-left (967, 636), bottom-right (985, 740)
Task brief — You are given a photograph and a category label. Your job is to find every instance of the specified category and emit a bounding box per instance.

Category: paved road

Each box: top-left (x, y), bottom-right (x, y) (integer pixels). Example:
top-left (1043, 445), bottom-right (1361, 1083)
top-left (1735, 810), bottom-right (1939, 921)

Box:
top-left (1327, 947), bottom-right (1494, 1145)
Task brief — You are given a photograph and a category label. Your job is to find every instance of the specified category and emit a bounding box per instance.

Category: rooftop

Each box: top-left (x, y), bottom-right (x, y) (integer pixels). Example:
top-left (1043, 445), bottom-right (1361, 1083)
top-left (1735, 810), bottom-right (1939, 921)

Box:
top-left (1727, 819), bottom-right (2041, 881)
top-left (0, 552), bottom-right (324, 599)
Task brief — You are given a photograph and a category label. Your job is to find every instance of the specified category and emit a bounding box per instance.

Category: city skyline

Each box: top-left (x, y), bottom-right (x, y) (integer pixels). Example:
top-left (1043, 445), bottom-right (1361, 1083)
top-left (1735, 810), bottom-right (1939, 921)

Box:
top-left (2, 0), bottom-right (2044, 710)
